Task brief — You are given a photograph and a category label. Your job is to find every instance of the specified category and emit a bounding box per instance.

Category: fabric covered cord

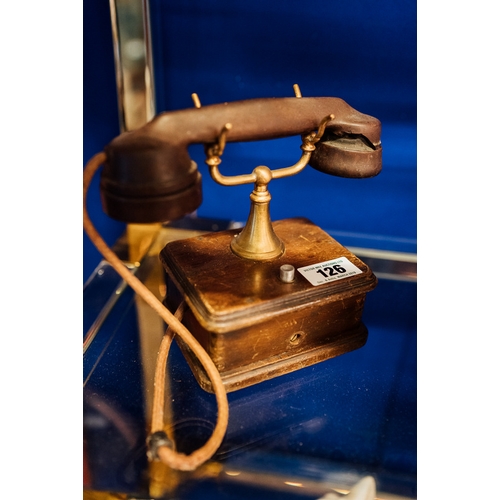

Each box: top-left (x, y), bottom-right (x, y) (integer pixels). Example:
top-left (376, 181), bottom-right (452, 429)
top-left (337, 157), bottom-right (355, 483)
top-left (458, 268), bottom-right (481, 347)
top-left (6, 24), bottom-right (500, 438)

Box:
top-left (83, 152), bottom-right (229, 471)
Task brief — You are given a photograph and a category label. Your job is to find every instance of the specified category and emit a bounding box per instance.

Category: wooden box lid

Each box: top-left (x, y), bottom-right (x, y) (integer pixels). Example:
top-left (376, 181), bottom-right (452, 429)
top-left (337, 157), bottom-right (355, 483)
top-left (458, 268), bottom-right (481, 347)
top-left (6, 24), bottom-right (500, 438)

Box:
top-left (160, 218), bottom-right (377, 333)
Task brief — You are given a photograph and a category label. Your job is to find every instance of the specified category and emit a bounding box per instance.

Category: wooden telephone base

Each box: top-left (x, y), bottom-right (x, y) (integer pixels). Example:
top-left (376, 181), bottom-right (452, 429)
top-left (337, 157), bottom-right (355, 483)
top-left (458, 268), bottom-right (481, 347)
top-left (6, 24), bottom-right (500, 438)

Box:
top-left (160, 217), bottom-right (377, 393)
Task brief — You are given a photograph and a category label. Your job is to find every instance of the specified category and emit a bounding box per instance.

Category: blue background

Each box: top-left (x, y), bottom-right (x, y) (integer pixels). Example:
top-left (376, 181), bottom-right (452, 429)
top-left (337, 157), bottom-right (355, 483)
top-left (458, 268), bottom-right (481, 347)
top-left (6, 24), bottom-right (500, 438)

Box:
top-left (83, 3), bottom-right (417, 495)
top-left (83, 0), bottom-right (416, 282)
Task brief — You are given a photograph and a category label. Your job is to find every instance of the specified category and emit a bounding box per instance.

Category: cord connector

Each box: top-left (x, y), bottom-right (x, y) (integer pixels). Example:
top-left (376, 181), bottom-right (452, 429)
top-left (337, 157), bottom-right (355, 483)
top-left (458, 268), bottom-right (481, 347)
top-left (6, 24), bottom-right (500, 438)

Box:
top-left (147, 430), bottom-right (174, 461)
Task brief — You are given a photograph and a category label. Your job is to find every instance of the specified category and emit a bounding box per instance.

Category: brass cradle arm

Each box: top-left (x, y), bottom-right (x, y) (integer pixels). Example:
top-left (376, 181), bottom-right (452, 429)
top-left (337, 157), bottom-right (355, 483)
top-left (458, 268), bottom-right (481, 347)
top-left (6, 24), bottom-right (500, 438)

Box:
top-left (204, 115), bottom-right (335, 261)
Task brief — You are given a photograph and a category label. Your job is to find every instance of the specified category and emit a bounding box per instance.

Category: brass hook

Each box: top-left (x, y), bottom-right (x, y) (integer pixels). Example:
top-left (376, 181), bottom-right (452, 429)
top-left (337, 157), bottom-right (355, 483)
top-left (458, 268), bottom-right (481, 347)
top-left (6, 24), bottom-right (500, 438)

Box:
top-left (205, 123), bottom-right (232, 164)
top-left (293, 83), bottom-right (302, 98)
top-left (216, 123), bottom-right (232, 156)
top-left (191, 93), bottom-right (202, 108)
top-left (316, 113), bottom-right (335, 141)
top-left (302, 113), bottom-right (335, 149)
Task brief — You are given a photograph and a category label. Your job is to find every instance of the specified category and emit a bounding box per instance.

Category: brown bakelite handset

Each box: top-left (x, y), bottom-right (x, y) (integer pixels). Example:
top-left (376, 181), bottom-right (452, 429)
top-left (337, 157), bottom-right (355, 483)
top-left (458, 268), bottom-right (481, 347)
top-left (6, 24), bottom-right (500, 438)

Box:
top-left (100, 95), bottom-right (382, 224)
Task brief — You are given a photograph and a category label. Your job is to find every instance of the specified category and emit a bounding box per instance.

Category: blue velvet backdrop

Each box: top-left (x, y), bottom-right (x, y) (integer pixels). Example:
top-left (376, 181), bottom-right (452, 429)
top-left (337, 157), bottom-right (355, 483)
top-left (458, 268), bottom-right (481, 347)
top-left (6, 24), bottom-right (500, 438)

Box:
top-left (83, 0), bottom-right (416, 280)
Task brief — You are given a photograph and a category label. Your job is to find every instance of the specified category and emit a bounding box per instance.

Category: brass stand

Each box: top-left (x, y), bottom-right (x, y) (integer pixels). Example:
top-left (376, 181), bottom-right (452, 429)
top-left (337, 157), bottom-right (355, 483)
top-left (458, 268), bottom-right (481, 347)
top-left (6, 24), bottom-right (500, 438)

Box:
top-left (204, 115), bottom-right (333, 261)
top-left (230, 166), bottom-right (285, 260)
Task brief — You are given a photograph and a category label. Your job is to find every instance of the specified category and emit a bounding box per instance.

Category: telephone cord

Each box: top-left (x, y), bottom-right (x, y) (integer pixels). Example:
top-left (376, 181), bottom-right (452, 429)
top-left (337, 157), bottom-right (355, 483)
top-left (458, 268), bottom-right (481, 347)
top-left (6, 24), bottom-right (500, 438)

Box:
top-left (83, 151), bottom-right (229, 471)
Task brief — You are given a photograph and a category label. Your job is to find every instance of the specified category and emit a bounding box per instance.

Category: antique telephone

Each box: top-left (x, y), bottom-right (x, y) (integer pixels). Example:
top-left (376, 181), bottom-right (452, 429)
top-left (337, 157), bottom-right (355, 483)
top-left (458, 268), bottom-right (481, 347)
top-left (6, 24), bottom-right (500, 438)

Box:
top-left (83, 85), bottom-right (382, 471)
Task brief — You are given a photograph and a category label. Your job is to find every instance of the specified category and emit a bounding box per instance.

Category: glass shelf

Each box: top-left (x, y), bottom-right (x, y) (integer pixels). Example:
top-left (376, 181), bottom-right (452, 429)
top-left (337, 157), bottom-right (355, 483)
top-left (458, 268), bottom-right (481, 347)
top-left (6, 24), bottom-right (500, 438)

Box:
top-left (83, 219), bottom-right (417, 499)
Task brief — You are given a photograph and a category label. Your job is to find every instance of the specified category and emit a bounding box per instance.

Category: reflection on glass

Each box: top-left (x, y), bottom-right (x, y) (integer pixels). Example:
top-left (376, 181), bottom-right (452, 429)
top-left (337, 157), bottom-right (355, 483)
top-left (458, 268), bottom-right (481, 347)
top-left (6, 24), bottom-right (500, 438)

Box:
top-left (109, 0), bottom-right (155, 132)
